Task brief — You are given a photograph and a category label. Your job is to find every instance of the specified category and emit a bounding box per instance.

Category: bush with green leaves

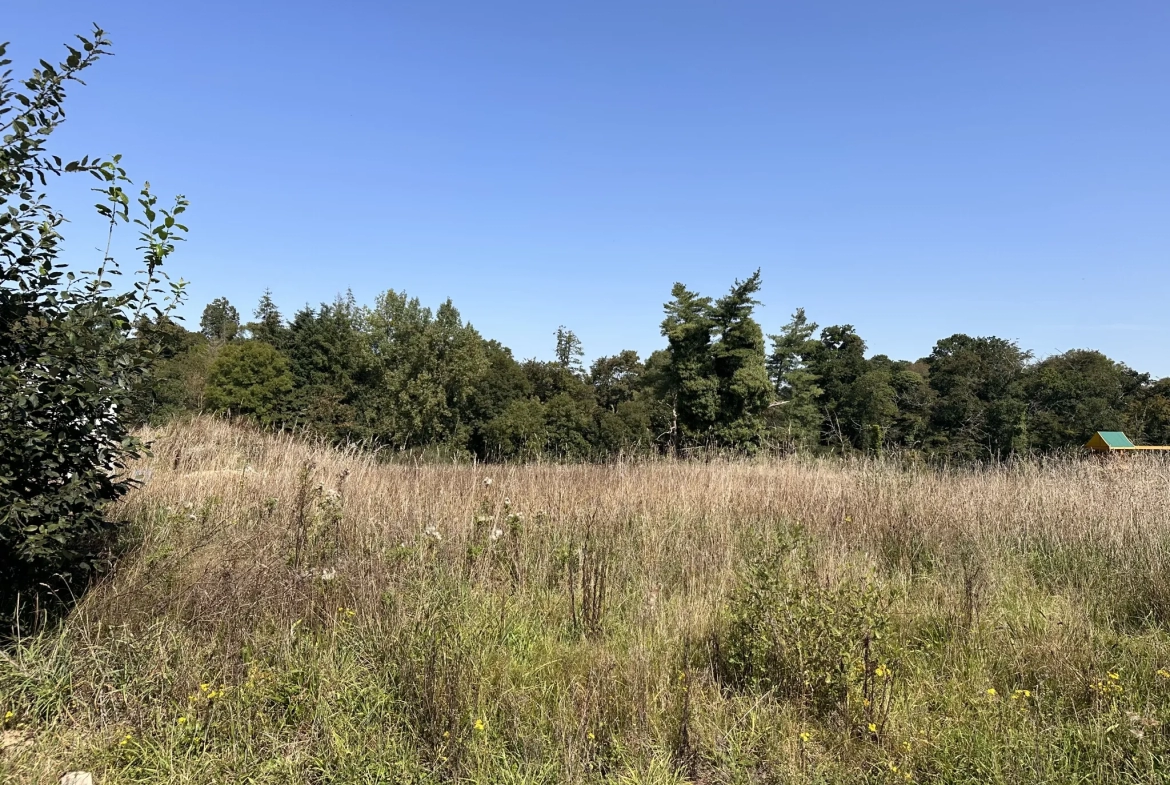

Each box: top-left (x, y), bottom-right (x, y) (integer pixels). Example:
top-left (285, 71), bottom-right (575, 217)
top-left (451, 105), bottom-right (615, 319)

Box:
top-left (716, 529), bottom-right (893, 720)
top-left (204, 341), bottom-right (295, 425)
top-left (0, 28), bottom-right (188, 616)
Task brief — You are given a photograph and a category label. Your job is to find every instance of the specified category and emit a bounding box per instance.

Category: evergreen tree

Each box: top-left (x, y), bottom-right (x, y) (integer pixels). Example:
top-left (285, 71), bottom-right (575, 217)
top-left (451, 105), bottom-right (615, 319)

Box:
top-left (248, 289), bottom-right (288, 347)
top-left (660, 283), bottom-right (718, 450)
top-left (554, 326), bottom-right (585, 375)
top-left (767, 308), bottom-right (823, 449)
top-left (285, 295), bottom-right (371, 440)
top-left (200, 297), bottom-right (240, 344)
top-left (709, 271), bottom-right (773, 449)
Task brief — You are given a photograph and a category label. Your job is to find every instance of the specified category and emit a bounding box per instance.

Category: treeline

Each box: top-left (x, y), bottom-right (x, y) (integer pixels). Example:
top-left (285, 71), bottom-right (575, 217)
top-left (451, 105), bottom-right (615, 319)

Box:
top-left (132, 271), bottom-right (1170, 461)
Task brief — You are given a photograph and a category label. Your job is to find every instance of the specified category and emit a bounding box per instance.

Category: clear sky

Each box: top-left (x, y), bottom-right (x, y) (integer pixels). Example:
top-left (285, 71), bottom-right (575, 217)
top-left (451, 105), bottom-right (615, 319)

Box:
top-left (8, 2), bottom-right (1170, 374)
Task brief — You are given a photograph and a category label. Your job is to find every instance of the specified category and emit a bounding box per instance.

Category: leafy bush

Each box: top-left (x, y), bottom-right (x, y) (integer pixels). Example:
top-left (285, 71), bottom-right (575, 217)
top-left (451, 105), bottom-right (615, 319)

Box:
top-left (204, 341), bottom-right (295, 425)
top-left (0, 28), bottom-right (188, 616)
top-left (716, 529), bottom-right (893, 718)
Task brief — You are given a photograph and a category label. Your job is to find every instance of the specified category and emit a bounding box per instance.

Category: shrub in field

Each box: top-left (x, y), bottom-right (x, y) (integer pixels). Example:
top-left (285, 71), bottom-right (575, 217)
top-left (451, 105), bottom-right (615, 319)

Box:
top-left (204, 340), bottom-right (295, 425)
top-left (716, 529), bottom-right (893, 720)
top-left (0, 28), bottom-right (187, 618)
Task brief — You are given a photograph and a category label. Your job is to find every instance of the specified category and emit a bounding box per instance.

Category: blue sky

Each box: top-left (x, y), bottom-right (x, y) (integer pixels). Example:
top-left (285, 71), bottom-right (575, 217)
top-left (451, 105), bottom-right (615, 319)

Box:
top-left (9, 2), bottom-right (1170, 373)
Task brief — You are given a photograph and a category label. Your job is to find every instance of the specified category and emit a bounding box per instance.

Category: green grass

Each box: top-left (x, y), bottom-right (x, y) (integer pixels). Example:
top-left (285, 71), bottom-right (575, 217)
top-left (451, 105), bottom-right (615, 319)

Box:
top-left (4, 418), bottom-right (1170, 783)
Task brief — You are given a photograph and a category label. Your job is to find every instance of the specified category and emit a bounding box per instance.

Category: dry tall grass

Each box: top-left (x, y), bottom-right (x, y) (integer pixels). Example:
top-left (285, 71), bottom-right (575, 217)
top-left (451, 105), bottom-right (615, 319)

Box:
top-left (5, 417), bottom-right (1170, 783)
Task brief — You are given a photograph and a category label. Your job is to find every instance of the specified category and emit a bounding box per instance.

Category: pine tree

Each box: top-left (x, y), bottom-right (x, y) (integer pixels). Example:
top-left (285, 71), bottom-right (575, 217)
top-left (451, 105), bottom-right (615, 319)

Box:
top-left (554, 326), bottom-right (585, 375)
top-left (660, 283), bottom-right (718, 450)
top-left (249, 289), bottom-right (287, 347)
top-left (709, 271), bottom-right (772, 449)
top-left (767, 308), bottom-right (823, 449)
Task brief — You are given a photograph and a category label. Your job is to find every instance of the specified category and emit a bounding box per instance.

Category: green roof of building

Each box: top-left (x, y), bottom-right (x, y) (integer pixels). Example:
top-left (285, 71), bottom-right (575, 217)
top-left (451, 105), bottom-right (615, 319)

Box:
top-left (1095, 431), bottom-right (1136, 449)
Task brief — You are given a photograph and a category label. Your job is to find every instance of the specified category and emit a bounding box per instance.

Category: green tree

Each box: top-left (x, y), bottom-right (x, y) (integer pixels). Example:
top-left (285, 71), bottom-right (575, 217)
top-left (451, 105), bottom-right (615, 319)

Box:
top-left (1125, 378), bottom-right (1170, 446)
top-left (660, 283), bottom-right (718, 450)
top-left (204, 341), bottom-right (295, 425)
top-left (285, 295), bottom-right (372, 441)
top-left (842, 365), bottom-right (898, 453)
top-left (365, 291), bottom-right (487, 450)
top-left (200, 297), bottom-right (239, 344)
top-left (925, 334), bottom-right (1030, 460)
top-left (1023, 349), bottom-right (1145, 451)
top-left (544, 392), bottom-right (595, 458)
top-left (0, 28), bottom-right (189, 609)
top-left (709, 271), bottom-right (773, 449)
top-left (126, 315), bottom-right (210, 424)
top-left (767, 308), bottom-right (823, 449)
top-left (554, 325), bottom-right (585, 375)
top-left (466, 340), bottom-right (533, 458)
top-left (872, 356), bottom-right (934, 450)
top-left (804, 325), bottom-right (871, 451)
top-left (590, 350), bottom-right (644, 412)
top-left (483, 398), bottom-right (548, 460)
top-left (248, 289), bottom-right (288, 348)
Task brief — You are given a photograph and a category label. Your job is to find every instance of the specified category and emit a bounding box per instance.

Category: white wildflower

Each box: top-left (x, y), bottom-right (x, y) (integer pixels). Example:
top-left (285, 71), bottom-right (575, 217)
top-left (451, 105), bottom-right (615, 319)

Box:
top-left (483, 477), bottom-right (493, 487)
top-left (424, 524), bottom-right (442, 542)
top-left (320, 567), bottom-right (337, 582)
top-left (489, 527), bottom-right (504, 542)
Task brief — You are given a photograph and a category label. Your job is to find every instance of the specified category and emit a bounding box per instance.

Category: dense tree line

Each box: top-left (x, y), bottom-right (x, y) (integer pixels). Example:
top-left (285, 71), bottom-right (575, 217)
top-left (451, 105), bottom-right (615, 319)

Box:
top-left (129, 273), bottom-right (1170, 461)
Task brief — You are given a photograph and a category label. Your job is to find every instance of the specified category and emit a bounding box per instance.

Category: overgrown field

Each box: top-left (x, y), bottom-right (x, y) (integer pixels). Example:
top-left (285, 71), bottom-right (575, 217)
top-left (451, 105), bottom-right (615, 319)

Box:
top-left (5, 419), bottom-right (1170, 783)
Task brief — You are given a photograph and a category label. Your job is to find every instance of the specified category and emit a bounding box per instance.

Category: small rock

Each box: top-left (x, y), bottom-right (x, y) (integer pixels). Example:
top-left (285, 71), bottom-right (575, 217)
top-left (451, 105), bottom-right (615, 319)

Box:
top-left (60, 772), bottom-right (94, 785)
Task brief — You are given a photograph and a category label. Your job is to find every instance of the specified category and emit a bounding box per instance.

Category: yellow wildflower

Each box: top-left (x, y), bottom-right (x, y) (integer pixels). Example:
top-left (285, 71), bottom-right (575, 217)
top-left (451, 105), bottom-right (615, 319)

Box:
top-left (119, 733), bottom-right (133, 747)
top-left (985, 688), bottom-right (997, 697)
top-left (474, 718), bottom-right (486, 732)
top-left (587, 732), bottom-right (596, 741)
top-left (3, 711), bottom-right (13, 721)
top-left (177, 716), bottom-right (188, 725)
top-left (799, 731), bottom-right (812, 743)
top-left (875, 664), bottom-right (889, 678)
top-left (1108, 672), bottom-right (1120, 681)
top-left (1157, 668), bottom-right (1170, 679)
top-left (868, 723), bottom-right (878, 733)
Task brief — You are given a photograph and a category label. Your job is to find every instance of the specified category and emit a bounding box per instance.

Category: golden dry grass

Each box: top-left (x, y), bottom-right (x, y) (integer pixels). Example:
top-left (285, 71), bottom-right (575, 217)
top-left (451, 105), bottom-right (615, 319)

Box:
top-left (5, 417), bottom-right (1170, 783)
